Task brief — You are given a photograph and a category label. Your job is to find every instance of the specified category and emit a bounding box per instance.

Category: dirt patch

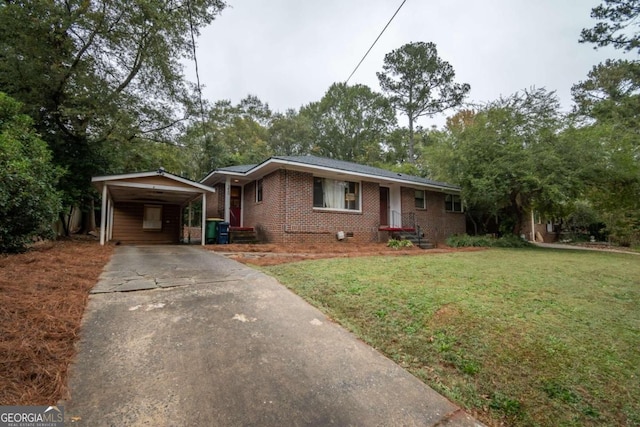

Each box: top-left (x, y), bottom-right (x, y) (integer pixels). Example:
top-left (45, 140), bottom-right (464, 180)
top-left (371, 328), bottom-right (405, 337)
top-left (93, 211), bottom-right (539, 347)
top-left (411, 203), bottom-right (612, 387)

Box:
top-left (206, 242), bottom-right (485, 266)
top-left (0, 238), bottom-right (113, 405)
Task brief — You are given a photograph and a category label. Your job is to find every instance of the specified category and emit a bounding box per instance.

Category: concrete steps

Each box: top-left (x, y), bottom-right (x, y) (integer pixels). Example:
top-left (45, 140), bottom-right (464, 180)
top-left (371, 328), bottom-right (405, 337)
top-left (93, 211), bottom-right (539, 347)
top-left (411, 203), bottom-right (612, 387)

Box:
top-left (230, 229), bottom-right (258, 244)
top-left (391, 231), bottom-right (434, 250)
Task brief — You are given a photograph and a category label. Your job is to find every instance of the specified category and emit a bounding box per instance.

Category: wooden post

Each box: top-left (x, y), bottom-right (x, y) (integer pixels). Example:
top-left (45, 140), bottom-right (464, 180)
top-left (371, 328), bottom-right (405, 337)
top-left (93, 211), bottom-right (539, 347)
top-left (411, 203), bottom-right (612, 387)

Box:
top-left (530, 210), bottom-right (535, 242)
top-left (106, 196), bottom-right (112, 243)
top-left (100, 184), bottom-right (107, 245)
top-left (188, 201), bottom-right (192, 244)
top-left (201, 193), bottom-right (207, 246)
top-left (224, 177), bottom-right (231, 223)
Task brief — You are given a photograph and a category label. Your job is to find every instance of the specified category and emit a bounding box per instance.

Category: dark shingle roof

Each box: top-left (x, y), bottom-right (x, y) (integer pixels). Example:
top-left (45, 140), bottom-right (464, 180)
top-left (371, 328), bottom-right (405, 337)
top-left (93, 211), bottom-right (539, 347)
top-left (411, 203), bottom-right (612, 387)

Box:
top-left (217, 164), bottom-right (257, 173)
top-left (269, 155), bottom-right (459, 190)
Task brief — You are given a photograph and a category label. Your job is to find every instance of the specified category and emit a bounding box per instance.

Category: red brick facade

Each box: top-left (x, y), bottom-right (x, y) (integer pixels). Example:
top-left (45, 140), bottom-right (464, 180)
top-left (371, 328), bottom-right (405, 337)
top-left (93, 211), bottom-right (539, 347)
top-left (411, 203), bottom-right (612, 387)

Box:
top-left (205, 183), bottom-right (226, 219)
top-left (207, 168), bottom-right (466, 244)
top-left (400, 187), bottom-right (466, 243)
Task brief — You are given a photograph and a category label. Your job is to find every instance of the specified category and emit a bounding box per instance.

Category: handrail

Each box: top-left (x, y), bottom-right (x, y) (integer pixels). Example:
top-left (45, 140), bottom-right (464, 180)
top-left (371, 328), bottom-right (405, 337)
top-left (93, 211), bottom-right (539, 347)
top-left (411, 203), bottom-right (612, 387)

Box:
top-left (390, 211), bottom-right (416, 229)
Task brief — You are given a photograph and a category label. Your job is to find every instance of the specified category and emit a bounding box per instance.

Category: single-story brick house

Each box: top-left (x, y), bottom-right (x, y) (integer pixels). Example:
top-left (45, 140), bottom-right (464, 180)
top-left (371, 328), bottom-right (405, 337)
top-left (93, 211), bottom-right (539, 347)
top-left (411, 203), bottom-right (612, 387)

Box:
top-left (201, 155), bottom-right (465, 244)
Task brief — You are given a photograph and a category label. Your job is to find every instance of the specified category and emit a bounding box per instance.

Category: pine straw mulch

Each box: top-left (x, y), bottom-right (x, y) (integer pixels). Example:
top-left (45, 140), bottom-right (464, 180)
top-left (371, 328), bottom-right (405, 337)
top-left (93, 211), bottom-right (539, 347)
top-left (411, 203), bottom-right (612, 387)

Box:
top-left (0, 238), bottom-right (114, 405)
top-left (206, 242), bottom-right (484, 266)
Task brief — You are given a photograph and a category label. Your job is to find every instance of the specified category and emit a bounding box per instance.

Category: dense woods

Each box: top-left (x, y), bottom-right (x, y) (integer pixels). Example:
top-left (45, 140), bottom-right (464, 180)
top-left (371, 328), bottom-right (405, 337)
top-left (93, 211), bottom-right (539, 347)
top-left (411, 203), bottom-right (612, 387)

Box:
top-left (0, 0), bottom-right (638, 252)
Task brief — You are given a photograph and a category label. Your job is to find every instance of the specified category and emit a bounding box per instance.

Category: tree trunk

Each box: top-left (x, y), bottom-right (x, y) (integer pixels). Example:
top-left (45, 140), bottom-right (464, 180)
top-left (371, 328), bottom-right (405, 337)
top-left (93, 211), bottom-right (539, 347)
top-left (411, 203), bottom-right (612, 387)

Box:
top-left (469, 214), bottom-right (478, 235)
top-left (58, 212), bottom-right (70, 236)
top-left (79, 198), bottom-right (97, 234)
top-left (408, 115), bottom-right (415, 163)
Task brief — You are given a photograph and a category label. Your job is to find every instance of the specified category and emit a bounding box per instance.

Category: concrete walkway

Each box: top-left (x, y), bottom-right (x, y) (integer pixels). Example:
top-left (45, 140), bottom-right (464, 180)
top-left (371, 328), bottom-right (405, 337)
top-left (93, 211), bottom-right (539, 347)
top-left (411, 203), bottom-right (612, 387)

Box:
top-left (64, 246), bottom-right (483, 426)
top-left (533, 242), bottom-right (640, 255)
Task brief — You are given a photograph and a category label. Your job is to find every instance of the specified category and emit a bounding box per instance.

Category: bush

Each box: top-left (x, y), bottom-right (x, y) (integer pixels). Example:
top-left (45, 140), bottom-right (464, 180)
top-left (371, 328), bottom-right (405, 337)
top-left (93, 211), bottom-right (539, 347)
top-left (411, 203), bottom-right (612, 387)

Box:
top-left (446, 234), bottom-right (532, 248)
top-left (0, 93), bottom-right (62, 253)
top-left (387, 238), bottom-right (414, 249)
top-left (492, 234), bottom-right (532, 248)
top-left (446, 234), bottom-right (493, 247)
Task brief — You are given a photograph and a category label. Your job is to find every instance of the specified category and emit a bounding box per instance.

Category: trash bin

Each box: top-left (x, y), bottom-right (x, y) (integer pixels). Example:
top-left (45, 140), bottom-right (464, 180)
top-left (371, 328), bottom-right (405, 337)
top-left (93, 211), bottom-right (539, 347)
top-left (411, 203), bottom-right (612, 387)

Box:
top-left (217, 222), bottom-right (230, 244)
top-left (205, 218), bottom-right (223, 244)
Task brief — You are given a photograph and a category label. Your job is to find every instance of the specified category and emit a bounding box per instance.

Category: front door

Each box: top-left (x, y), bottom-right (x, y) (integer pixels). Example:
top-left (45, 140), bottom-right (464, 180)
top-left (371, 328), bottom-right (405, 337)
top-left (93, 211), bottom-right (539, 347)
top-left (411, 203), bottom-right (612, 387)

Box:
top-left (379, 187), bottom-right (389, 226)
top-left (230, 185), bottom-right (241, 227)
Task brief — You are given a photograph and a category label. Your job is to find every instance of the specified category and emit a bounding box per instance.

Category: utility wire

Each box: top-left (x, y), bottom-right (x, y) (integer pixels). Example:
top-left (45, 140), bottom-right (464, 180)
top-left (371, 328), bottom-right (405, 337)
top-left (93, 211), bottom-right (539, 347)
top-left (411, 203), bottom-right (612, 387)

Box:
top-left (187, 0), bottom-right (206, 127)
top-left (345, 0), bottom-right (408, 84)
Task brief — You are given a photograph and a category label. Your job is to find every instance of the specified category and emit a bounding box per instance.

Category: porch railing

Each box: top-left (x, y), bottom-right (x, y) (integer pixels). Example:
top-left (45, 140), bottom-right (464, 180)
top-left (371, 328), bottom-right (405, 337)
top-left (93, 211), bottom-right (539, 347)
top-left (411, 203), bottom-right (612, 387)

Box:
top-left (390, 211), bottom-right (416, 229)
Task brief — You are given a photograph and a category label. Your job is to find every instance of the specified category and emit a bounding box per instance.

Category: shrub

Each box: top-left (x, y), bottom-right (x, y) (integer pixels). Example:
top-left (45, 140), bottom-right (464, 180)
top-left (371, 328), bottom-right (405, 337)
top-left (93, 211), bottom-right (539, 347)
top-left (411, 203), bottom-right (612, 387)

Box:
top-left (446, 234), bottom-right (493, 247)
top-left (0, 93), bottom-right (62, 253)
top-left (492, 234), bottom-right (532, 248)
top-left (446, 234), bottom-right (532, 248)
top-left (387, 238), bottom-right (414, 249)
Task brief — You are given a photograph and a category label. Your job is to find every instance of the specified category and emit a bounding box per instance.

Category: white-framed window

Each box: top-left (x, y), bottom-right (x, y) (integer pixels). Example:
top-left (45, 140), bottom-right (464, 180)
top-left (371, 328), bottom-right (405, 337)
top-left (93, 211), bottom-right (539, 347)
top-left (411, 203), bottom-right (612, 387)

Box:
top-left (415, 190), bottom-right (426, 209)
top-left (256, 178), bottom-right (263, 203)
top-left (143, 205), bottom-right (162, 230)
top-left (445, 194), bottom-right (463, 213)
top-left (313, 177), bottom-right (360, 211)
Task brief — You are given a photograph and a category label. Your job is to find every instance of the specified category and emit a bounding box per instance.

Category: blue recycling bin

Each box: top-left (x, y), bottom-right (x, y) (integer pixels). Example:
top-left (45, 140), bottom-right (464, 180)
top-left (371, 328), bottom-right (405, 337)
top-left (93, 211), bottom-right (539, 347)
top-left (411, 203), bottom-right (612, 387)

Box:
top-left (216, 222), bottom-right (230, 244)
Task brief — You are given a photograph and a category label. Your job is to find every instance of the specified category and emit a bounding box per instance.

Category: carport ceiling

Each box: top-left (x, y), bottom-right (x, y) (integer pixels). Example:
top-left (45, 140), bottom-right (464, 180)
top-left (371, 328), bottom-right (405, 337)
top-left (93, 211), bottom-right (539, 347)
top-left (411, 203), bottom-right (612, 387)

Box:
top-left (107, 184), bottom-right (202, 205)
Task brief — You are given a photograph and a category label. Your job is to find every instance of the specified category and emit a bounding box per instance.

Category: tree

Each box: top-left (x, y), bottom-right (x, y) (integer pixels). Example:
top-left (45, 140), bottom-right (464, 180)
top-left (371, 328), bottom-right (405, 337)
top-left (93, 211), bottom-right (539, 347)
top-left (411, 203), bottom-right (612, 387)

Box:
top-left (580, 0), bottom-right (640, 53)
top-left (181, 96), bottom-right (273, 179)
top-left (268, 109), bottom-right (314, 156)
top-left (377, 42), bottom-right (470, 163)
top-left (426, 89), bottom-right (582, 235)
top-left (0, 0), bottom-right (226, 231)
top-left (0, 93), bottom-right (62, 253)
top-left (302, 82), bottom-right (395, 164)
top-left (572, 59), bottom-right (640, 125)
top-left (571, 60), bottom-right (640, 244)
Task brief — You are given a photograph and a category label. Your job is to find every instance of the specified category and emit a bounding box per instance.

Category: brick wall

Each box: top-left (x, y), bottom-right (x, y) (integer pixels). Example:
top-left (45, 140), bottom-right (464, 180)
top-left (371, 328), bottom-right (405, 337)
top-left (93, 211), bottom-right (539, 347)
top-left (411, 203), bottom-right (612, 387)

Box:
top-left (242, 170), bottom-right (284, 241)
top-left (242, 170), bottom-right (381, 243)
top-left (205, 183), bottom-right (225, 219)
top-left (401, 187), bottom-right (466, 243)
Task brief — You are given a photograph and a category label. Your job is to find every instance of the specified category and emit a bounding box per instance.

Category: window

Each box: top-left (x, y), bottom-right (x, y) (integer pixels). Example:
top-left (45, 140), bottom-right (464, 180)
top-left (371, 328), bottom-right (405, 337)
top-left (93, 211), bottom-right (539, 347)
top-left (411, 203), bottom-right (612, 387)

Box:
top-left (414, 190), bottom-right (426, 209)
top-left (143, 205), bottom-right (162, 230)
top-left (313, 177), bottom-right (360, 211)
top-left (256, 178), bottom-right (263, 202)
top-left (445, 194), bottom-right (463, 213)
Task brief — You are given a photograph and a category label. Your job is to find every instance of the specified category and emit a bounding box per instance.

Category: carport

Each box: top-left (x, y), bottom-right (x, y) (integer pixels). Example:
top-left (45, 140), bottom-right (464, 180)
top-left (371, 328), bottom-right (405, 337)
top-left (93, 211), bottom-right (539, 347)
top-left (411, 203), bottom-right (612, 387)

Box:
top-left (92, 169), bottom-right (215, 246)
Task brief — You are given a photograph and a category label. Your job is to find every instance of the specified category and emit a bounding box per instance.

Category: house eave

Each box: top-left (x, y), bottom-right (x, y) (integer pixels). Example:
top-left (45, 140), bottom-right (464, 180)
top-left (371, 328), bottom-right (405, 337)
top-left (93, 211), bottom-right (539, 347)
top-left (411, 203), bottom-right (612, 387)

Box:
top-left (202, 158), bottom-right (461, 193)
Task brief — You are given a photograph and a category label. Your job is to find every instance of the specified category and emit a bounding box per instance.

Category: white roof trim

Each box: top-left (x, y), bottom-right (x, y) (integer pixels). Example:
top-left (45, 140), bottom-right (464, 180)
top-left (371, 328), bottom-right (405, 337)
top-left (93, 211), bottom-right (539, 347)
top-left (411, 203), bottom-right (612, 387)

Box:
top-left (93, 170), bottom-right (215, 193)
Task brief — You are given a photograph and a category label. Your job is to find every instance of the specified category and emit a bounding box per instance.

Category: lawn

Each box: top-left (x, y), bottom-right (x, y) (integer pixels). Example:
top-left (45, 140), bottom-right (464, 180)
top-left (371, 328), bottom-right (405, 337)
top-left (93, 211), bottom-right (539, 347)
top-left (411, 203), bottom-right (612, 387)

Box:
top-left (263, 248), bottom-right (640, 426)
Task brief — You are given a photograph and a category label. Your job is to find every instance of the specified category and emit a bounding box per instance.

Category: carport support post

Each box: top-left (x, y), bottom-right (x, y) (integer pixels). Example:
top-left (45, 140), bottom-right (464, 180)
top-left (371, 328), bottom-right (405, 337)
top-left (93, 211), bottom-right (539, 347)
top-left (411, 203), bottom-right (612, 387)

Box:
top-left (106, 196), bottom-right (112, 242)
top-left (100, 184), bottom-right (107, 245)
top-left (188, 201), bottom-right (192, 244)
top-left (201, 193), bottom-right (206, 246)
top-left (224, 177), bottom-right (231, 223)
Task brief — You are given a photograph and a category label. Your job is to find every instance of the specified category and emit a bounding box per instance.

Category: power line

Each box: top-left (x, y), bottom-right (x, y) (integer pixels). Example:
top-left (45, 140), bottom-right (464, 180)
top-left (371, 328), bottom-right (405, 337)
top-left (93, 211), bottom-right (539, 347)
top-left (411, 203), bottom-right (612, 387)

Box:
top-left (345, 0), bottom-right (408, 84)
top-left (186, 0), bottom-right (206, 126)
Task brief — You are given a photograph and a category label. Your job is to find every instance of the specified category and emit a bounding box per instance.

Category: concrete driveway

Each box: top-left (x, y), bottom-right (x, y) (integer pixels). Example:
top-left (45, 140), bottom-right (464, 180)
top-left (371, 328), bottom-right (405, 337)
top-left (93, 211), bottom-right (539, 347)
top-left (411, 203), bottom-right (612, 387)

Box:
top-left (64, 245), bottom-right (482, 426)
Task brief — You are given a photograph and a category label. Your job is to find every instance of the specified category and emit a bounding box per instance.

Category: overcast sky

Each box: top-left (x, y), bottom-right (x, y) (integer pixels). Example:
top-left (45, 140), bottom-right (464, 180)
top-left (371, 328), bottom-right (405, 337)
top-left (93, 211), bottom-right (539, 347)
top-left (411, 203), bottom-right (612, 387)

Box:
top-left (185, 0), bottom-right (626, 128)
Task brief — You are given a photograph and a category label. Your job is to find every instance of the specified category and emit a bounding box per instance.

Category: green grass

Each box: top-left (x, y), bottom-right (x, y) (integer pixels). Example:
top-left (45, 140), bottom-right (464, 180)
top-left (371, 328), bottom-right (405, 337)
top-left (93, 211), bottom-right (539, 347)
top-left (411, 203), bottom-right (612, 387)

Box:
top-left (262, 248), bottom-right (640, 426)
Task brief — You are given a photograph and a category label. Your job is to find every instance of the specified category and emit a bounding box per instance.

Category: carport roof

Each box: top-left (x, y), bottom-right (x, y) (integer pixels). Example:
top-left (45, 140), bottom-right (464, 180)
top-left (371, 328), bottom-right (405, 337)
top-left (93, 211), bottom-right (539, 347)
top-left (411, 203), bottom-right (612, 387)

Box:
top-left (92, 169), bottom-right (215, 206)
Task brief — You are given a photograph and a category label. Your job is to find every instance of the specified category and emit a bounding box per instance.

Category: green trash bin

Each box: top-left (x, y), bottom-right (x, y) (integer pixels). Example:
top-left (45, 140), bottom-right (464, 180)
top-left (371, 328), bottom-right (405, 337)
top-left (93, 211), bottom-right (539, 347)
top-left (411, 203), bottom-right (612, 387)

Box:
top-left (205, 218), bottom-right (223, 244)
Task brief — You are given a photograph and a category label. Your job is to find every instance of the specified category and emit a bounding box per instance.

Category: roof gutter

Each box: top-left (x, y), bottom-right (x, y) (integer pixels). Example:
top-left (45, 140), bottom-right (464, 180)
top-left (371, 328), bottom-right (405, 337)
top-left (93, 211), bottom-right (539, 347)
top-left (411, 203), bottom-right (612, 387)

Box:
top-left (202, 158), bottom-right (460, 193)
